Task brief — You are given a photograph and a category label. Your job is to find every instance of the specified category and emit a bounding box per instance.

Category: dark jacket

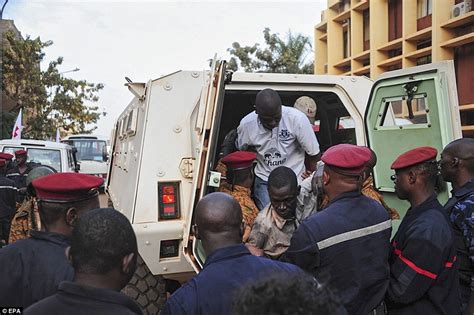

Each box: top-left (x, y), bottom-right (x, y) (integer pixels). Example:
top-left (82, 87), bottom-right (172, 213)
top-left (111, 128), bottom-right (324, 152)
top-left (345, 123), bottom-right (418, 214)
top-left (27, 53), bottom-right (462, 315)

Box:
top-left (0, 230), bottom-right (74, 308)
top-left (24, 281), bottom-right (142, 315)
top-left (281, 191), bottom-right (392, 314)
top-left (444, 179), bottom-right (474, 310)
top-left (6, 163), bottom-right (35, 202)
top-left (161, 244), bottom-right (302, 315)
top-left (386, 195), bottom-right (459, 314)
top-left (0, 176), bottom-right (17, 217)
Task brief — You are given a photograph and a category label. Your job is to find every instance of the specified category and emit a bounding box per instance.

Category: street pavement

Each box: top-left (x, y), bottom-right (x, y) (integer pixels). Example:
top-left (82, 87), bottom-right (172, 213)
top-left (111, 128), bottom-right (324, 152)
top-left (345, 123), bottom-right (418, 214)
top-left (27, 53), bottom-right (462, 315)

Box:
top-left (99, 192), bottom-right (108, 208)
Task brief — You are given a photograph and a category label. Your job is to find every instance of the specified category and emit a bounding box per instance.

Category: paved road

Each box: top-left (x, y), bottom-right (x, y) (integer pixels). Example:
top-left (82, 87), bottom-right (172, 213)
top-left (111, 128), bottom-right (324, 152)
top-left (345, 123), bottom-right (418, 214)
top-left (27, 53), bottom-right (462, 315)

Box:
top-left (99, 192), bottom-right (109, 208)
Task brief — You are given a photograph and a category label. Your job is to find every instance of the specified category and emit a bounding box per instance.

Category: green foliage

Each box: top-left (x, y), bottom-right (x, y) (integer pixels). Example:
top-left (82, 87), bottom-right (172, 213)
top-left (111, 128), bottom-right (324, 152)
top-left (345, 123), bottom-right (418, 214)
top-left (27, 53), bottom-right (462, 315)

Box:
top-left (1, 30), bottom-right (104, 139)
top-left (227, 28), bottom-right (314, 74)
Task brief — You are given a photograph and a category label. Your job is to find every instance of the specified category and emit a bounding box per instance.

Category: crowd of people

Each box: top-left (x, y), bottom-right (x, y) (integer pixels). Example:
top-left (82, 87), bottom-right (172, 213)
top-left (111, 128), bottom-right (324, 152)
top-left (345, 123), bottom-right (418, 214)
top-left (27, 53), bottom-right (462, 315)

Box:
top-left (0, 88), bottom-right (472, 315)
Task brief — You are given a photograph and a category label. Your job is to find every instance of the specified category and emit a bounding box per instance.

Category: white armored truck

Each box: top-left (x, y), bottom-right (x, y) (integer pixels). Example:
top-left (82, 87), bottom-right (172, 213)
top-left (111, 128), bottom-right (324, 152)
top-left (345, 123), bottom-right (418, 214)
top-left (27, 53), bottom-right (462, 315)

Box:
top-left (106, 60), bottom-right (462, 313)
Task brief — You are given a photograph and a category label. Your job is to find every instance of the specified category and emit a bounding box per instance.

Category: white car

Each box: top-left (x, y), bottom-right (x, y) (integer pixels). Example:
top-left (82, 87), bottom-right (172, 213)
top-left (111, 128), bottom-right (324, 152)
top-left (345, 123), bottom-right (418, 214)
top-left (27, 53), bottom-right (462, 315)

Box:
top-left (0, 139), bottom-right (79, 173)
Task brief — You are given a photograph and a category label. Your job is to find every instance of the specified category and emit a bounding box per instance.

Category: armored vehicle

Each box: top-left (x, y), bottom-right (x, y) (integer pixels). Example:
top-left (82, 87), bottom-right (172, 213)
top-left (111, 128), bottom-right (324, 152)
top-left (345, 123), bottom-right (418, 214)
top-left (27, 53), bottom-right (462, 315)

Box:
top-left (107, 60), bottom-right (462, 313)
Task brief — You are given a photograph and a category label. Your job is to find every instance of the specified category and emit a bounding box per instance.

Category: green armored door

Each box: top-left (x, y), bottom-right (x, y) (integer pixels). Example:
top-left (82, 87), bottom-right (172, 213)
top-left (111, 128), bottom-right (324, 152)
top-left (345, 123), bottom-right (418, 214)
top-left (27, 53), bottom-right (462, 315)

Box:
top-left (364, 61), bottom-right (462, 230)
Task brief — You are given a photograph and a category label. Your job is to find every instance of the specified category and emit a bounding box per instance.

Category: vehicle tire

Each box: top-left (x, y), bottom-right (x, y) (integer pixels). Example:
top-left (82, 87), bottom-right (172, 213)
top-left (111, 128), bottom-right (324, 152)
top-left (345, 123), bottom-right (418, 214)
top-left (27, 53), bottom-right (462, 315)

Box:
top-left (122, 255), bottom-right (167, 314)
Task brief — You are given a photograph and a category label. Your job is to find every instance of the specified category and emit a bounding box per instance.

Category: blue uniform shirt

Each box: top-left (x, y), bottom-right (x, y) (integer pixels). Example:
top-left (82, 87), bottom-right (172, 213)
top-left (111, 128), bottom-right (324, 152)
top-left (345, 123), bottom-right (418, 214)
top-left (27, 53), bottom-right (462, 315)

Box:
top-left (445, 179), bottom-right (474, 310)
top-left (0, 230), bottom-right (74, 308)
top-left (387, 195), bottom-right (459, 314)
top-left (24, 281), bottom-right (142, 315)
top-left (161, 244), bottom-right (302, 315)
top-left (281, 191), bottom-right (392, 314)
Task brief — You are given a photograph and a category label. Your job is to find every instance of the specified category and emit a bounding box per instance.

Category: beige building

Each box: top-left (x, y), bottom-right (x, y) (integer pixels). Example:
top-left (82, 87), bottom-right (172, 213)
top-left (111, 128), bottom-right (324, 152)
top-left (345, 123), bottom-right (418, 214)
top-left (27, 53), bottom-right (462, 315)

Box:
top-left (315, 0), bottom-right (474, 137)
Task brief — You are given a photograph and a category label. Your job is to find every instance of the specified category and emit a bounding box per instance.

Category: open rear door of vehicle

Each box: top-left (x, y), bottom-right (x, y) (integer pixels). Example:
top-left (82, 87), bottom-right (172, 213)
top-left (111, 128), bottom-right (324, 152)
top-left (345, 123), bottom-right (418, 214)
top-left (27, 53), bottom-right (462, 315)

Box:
top-left (183, 59), bottom-right (227, 272)
top-left (364, 61), bottom-right (462, 230)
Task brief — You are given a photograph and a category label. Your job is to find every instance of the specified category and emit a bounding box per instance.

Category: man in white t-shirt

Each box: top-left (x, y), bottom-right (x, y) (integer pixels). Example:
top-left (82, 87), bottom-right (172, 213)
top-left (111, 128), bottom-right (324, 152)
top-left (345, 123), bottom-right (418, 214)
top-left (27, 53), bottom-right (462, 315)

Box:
top-left (236, 89), bottom-right (320, 210)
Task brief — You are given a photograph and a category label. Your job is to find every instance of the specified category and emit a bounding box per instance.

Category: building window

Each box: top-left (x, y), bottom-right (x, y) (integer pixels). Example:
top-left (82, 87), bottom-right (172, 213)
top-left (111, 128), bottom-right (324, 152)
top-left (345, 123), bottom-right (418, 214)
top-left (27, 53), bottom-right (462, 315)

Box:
top-left (416, 55), bottom-right (432, 66)
top-left (363, 10), bottom-right (370, 51)
top-left (339, 0), bottom-right (350, 13)
top-left (417, 0), bottom-right (432, 18)
top-left (388, 48), bottom-right (402, 58)
top-left (417, 39), bottom-right (432, 50)
top-left (388, 0), bottom-right (403, 41)
top-left (343, 20), bottom-right (350, 59)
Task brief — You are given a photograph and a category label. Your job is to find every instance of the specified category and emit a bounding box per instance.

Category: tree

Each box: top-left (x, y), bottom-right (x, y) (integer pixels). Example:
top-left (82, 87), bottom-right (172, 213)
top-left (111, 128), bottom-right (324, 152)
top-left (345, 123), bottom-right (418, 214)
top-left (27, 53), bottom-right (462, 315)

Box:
top-left (227, 28), bottom-right (314, 74)
top-left (1, 30), bottom-right (104, 139)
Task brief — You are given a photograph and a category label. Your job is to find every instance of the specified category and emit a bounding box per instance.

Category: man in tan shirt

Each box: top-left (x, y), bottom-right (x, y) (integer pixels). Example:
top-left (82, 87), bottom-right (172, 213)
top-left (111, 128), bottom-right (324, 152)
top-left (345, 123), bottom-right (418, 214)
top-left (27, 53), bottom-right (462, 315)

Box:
top-left (247, 166), bottom-right (300, 259)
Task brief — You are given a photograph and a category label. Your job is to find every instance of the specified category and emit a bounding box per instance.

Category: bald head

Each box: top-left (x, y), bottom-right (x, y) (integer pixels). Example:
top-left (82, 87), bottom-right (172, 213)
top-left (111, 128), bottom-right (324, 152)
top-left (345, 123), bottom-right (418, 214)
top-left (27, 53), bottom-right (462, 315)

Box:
top-left (256, 89), bottom-right (282, 112)
top-left (444, 138), bottom-right (474, 160)
top-left (255, 89), bottom-right (282, 130)
top-left (195, 193), bottom-right (243, 253)
top-left (441, 139), bottom-right (474, 184)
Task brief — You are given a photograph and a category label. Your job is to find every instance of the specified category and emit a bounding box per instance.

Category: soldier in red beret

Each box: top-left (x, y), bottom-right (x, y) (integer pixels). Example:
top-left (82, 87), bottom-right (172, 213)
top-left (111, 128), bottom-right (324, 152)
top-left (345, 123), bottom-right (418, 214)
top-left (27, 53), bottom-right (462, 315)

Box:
top-left (281, 144), bottom-right (392, 314)
top-left (0, 159), bottom-right (17, 246)
top-left (0, 173), bottom-right (103, 308)
top-left (24, 208), bottom-right (142, 315)
top-left (0, 152), bottom-right (14, 176)
top-left (386, 146), bottom-right (459, 314)
top-left (6, 150), bottom-right (36, 203)
top-left (219, 151), bottom-right (259, 242)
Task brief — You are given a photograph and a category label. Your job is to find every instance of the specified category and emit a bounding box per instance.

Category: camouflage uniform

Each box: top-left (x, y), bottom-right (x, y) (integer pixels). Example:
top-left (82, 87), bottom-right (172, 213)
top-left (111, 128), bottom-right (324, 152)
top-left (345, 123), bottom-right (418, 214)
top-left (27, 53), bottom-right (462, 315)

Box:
top-left (444, 179), bottom-right (474, 311)
top-left (8, 198), bottom-right (40, 244)
top-left (219, 183), bottom-right (258, 242)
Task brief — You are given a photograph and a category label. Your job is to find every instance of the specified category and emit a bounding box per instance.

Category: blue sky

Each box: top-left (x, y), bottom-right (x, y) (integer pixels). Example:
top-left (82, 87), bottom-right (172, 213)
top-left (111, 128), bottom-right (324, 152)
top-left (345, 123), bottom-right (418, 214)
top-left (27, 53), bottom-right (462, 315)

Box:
top-left (5, 0), bottom-right (326, 136)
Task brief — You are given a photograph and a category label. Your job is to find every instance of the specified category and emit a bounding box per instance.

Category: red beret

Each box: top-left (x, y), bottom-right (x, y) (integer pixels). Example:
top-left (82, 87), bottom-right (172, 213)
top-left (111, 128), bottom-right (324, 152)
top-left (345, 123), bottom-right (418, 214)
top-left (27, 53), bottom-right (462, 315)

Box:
top-left (322, 144), bottom-right (372, 175)
top-left (221, 151), bottom-right (257, 171)
top-left (32, 173), bottom-right (104, 202)
top-left (15, 149), bottom-right (27, 156)
top-left (0, 153), bottom-right (14, 160)
top-left (391, 146), bottom-right (438, 170)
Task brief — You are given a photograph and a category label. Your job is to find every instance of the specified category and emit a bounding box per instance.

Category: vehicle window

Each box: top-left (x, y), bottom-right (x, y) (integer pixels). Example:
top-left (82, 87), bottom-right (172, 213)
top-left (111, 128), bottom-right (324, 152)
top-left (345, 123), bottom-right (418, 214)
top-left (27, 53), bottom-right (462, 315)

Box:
top-left (126, 110), bottom-right (134, 131)
top-left (3, 146), bottom-right (23, 154)
top-left (27, 148), bottom-right (61, 172)
top-left (379, 95), bottom-right (429, 127)
top-left (335, 116), bottom-right (356, 145)
top-left (69, 140), bottom-right (107, 162)
top-left (67, 149), bottom-right (75, 169)
top-left (121, 117), bottom-right (128, 136)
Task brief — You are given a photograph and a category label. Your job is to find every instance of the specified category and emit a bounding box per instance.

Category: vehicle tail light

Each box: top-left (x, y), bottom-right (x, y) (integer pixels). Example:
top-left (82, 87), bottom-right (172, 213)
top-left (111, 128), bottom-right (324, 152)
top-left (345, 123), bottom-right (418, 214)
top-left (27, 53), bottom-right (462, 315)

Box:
top-left (160, 240), bottom-right (180, 258)
top-left (158, 182), bottom-right (180, 220)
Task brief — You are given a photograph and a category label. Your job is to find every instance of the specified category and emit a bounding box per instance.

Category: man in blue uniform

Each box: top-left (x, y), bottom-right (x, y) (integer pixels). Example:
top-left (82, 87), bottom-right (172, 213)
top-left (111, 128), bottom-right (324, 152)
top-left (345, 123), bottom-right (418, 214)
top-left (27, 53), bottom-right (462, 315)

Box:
top-left (0, 152), bottom-right (14, 176)
top-left (6, 150), bottom-right (35, 203)
top-left (281, 144), bottom-right (392, 314)
top-left (25, 208), bottom-right (142, 314)
top-left (0, 159), bottom-right (17, 246)
top-left (386, 146), bottom-right (459, 314)
top-left (440, 138), bottom-right (474, 314)
top-left (161, 192), bottom-right (302, 315)
top-left (0, 173), bottom-right (103, 308)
